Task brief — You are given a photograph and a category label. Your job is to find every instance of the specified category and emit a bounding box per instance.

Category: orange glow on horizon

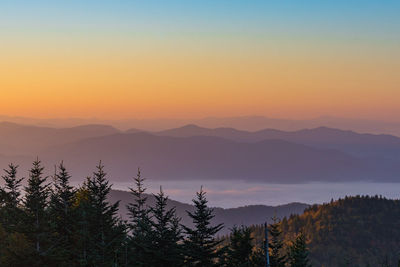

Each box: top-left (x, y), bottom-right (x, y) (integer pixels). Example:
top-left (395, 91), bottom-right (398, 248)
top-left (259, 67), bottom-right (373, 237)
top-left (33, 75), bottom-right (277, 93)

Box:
top-left (1, 34), bottom-right (399, 121)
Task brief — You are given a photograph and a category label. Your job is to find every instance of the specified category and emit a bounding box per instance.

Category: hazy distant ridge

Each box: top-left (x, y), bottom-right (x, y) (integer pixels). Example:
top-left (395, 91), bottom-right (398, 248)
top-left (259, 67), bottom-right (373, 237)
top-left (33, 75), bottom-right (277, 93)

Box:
top-left (1, 121), bottom-right (400, 183)
top-left (2, 115), bottom-right (400, 135)
top-left (156, 124), bottom-right (400, 159)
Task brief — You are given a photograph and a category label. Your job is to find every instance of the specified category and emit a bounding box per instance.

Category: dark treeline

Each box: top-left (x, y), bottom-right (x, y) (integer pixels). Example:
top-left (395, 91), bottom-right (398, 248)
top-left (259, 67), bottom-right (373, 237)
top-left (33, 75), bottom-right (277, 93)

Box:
top-left (280, 196), bottom-right (400, 267)
top-left (233, 198), bottom-right (400, 267)
top-left (0, 160), bottom-right (309, 267)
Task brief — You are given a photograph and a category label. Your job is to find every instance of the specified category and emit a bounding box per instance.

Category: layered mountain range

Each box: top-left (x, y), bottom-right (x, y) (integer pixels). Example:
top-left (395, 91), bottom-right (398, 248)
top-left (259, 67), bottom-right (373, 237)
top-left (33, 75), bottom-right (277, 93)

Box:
top-left (1, 121), bottom-right (400, 183)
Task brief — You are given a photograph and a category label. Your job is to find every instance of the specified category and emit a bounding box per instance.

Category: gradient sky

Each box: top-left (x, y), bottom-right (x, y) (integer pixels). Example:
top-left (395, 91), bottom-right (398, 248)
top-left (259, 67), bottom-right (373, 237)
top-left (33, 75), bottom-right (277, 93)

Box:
top-left (1, 1), bottom-right (399, 120)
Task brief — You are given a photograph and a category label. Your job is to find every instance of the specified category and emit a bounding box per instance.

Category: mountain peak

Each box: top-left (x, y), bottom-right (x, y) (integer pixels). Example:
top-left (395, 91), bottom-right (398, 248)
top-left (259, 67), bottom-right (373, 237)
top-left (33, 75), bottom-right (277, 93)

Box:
top-left (180, 124), bottom-right (203, 129)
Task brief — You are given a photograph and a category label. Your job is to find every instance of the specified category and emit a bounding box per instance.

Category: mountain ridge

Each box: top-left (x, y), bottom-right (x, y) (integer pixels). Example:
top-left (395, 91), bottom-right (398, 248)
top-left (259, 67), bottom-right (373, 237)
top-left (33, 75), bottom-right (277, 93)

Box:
top-left (108, 189), bottom-right (309, 235)
top-left (1, 122), bottom-right (400, 183)
top-left (2, 115), bottom-right (400, 135)
top-left (36, 131), bottom-right (400, 183)
top-left (156, 124), bottom-right (400, 159)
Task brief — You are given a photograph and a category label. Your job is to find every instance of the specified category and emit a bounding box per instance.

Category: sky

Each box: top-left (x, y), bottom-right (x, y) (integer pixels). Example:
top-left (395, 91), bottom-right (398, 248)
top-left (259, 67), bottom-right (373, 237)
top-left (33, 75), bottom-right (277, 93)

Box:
top-left (0, 1), bottom-right (399, 121)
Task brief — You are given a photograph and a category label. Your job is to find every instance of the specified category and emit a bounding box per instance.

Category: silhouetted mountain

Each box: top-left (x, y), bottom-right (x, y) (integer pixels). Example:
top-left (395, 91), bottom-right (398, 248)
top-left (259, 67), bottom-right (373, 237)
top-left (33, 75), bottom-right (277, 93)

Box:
top-left (157, 125), bottom-right (400, 159)
top-left (1, 122), bottom-right (400, 183)
top-left (36, 132), bottom-right (400, 183)
top-left (125, 128), bottom-right (144, 134)
top-left (0, 122), bottom-right (120, 155)
top-left (157, 124), bottom-right (247, 139)
top-left (193, 116), bottom-right (400, 136)
top-left (2, 115), bottom-right (400, 135)
top-left (108, 189), bottom-right (308, 235)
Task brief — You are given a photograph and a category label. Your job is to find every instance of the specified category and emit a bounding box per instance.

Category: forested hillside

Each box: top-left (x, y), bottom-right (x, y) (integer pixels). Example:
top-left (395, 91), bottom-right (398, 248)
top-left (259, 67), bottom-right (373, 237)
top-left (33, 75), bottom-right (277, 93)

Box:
top-left (2, 160), bottom-right (400, 266)
top-left (246, 196), bottom-right (400, 266)
top-left (0, 160), bottom-right (308, 266)
top-left (285, 196), bottom-right (400, 266)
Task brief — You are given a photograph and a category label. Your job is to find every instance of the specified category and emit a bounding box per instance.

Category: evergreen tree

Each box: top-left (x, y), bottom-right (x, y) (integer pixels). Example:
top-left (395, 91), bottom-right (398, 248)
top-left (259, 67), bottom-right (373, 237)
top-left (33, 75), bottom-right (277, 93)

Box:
top-left (80, 162), bottom-right (126, 267)
top-left (1, 164), bottom-right (23, 207)
top-left (268, 216), bottom-right (286, 267)
top-left (48, 162), bottom-right (77, 265)
top-left (150, 187), bottom-right (184, 267)
top-left (0, 164), bottom-right (24, 232)
top-left (0, 224), bottom-right (34, 267)
top-left (380, 256), bottom-right (390, 267)
top-left (287, 233), bottom-right (311, 267)
top-left (226, 225), bottom-right (254, 267)
top-left (126, 168), bottom-right (153, 266)
top-left (23, 159), bottom-right (50, 257)
top-left (183, 187), bottom-right (224, 267)
top-left (250, 247), bottom-right (266, 267)
top-left (73, 185), bottom-right (92, 266)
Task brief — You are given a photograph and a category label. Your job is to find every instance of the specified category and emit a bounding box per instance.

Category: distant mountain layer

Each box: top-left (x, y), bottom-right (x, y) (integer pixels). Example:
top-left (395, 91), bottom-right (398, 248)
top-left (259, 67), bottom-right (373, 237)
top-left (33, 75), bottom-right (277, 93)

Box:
top-left (156, 124), bottom-right (400, 159)
top-left (1, 122), bottom-right (400, 182)
top-left (108, 190), bottom-right (308, 235)
top-left (192, 116), bottom-right (400, 136)
top-left (0, 122), bottom-right (119, 155)
top-left (35, 132), bottom-right (400, 182)
top-left (2, 115), bottom-right (400, 135)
